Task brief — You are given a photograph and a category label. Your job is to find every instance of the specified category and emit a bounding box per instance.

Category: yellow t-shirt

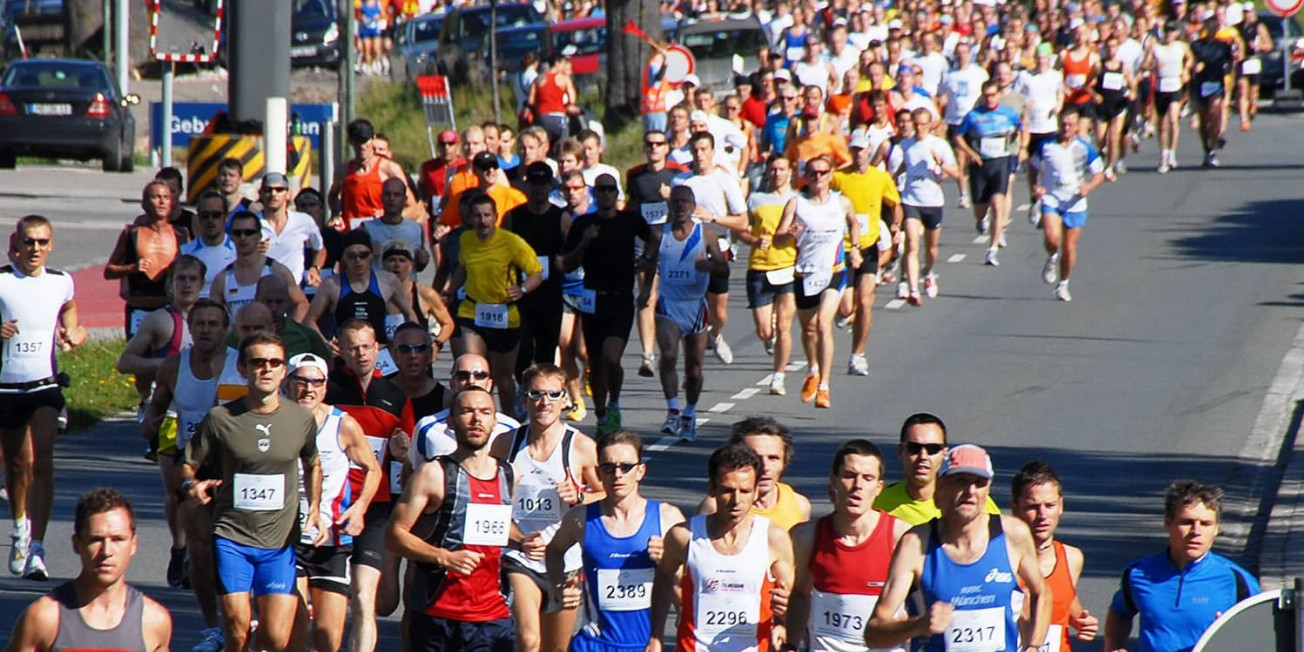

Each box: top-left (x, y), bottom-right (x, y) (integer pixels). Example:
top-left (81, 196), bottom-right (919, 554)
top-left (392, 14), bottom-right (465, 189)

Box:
top-left (747, 192), bottom-right (798, 271)
top-left (751, 482), bottom-right (808, 532)
top-left (873, 481), bottom-right (1002, 526)
top-left (832, 167), bottom-right (900, 249)
top-left (456, 229), bottom-right (542, 329)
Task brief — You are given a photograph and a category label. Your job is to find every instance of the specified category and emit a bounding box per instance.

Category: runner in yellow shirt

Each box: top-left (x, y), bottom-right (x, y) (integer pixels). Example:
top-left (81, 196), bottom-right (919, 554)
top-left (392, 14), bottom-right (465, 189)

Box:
top-left (737, 155), bottom-right (799, 396)
top-left (873, 412), bottom-right (1001, 525)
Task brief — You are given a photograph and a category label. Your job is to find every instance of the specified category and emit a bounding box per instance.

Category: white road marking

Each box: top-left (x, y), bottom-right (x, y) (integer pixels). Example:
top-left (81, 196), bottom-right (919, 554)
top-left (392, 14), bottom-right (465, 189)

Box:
top-left (973, 235), bottom-right (991, 244)
top-left (756, 375), bottom-right (774, 385)
top-left (885, 299), bottom-right (907, 310)
top-left (786, 361), bottom-right (807, 371)
top-left (646, 418), bottom-right (710, 451)
top-left (1016, 203), bottom-right (1030, 211)
top-left (708, 402), bottom-right (735, 413)
top-left (947, 254), bottom-right (966, 263)
top-left (731, 388), bottom-right (760, 400)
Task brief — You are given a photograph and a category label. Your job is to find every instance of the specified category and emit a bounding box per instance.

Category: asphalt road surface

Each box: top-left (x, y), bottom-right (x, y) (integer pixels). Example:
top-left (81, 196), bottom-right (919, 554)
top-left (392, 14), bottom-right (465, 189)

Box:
top-left (0, 113), bottom-right (1301, 650)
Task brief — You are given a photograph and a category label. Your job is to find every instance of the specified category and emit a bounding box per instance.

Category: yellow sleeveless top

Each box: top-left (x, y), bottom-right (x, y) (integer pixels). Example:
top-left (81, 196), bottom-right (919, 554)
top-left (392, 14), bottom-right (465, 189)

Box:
top-left (751, 482), bottom-right (807, 531)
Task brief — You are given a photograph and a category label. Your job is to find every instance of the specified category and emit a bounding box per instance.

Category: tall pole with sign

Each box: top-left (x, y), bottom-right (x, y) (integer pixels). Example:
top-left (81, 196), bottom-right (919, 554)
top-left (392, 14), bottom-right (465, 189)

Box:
top-left (490, 0), bottom-right (501, 124)
top-left (151, 0), bottom-right (222, 167)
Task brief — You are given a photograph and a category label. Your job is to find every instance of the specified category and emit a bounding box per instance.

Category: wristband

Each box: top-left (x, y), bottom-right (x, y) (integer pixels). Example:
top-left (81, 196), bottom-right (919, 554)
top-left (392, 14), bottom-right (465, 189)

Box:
top-left (181, 478), bottom-right (196, 493)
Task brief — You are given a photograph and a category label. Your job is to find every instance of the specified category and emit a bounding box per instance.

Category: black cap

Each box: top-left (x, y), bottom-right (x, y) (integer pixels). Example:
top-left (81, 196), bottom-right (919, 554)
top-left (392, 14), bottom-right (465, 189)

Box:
top-left (472, 151), bottom-right (499, 171)
top-left (525, 161), bottom-right (554, 183)
top-left (343, 228), bottom-right (371, 251)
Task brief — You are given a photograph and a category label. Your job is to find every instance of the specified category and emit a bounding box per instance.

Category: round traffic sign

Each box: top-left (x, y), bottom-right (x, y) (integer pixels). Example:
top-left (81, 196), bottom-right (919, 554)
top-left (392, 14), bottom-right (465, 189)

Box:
top-left (1266, 0), bottom-right (1303, 18)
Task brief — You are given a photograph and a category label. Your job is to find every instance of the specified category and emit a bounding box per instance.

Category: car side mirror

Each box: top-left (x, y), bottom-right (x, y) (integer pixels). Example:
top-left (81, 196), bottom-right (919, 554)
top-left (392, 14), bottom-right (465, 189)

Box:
top-left (123, 93), bottom-right (141, 106)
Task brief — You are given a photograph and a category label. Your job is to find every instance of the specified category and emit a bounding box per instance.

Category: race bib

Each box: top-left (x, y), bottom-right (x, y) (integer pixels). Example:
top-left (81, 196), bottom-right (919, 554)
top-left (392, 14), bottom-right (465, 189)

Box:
top-left (979, 137), bottom-right (1007, 159)
top-left (348, 216), bottom-right (375, 231)
top-left (1242, 58), bottom-right (1262, 75)
top-left (641, 201), bottom-right (668, 224)
top-left (596, 567), bottom-right (654, 611)
top-left (384, 313), bottom-right (404, 342)
top-left (663, 265), bottom-right (695, 285)
top-left (363, 435), bottom-right (387, 466)
top-left (463, 502), bottom-right (512, 546)
top-left (765, 267), bottom-right (795, 285)
top-left (6, 333), bottom-right (45, 359)
top-left (855, 213), bottom-right (871, 237)
top-left (514, 482), bottom-right (563, 523)
top-left (696, 592), bottom-right (759, 642)
top-left (577, 289), bottom-right (597, 314)
top-left (233, 473), bottom-right (285, 511)
top-left (944, 607), bottom-right (1006, 652)
top-left (1158, 77), bottom-right (1182, 93)
top-left (374, 348), bottom-right (398, 376)
top-left (811, 590), bottom-right (875, 642)
top-left (474, 302), bottom-right (509, 329)
top-left (1102, 72), bottom-right (1125, 90)
top-left (537, 256), bottom-right (550, 281)
top-left (127, 308), bottom-right (151, 337)
top-left (389, 459), bottom-right (404, 495)
top-left (802, 270), bottom-right (833, 296)
top-left (1035, 624), bottom-right (1064, 652)
top-left (1200, 81), bottom-right (1221, 98)
top-left (1065, 73), bottom-right (1086, 89)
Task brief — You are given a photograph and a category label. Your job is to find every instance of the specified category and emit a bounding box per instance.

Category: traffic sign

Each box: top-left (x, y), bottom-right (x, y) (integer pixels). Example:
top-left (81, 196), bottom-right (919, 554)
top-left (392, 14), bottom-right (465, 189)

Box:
top-left (1267, 0), bottom-right (1303, 18)
top-left (150, 102), bottom-right (337, 152)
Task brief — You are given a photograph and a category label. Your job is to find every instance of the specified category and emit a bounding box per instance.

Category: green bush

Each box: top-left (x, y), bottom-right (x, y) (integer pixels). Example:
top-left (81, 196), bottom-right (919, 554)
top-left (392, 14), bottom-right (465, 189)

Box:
top-left (57, 338), bottom-right (139, 432)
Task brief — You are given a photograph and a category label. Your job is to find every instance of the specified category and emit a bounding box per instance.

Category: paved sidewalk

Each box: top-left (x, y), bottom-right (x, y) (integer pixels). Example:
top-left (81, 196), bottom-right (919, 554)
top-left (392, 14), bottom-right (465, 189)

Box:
top-left (1255, 320), bottom-right (1304, 590)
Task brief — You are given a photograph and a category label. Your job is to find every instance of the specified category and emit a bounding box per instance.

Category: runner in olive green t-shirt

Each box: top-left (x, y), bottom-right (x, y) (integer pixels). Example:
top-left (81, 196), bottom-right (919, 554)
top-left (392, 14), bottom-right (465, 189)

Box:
top-left (182, 332), bottom-right (323, 652)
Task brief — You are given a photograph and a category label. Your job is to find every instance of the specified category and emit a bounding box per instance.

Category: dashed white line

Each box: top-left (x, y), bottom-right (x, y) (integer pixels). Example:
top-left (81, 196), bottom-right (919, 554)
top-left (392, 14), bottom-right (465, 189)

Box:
top-left (756, 375), bottom-right (774, 386)
top-left (973, 235), bottom-right (991, 244)
top-left (947, 254), bottom-right (966, 263)
top-left (647, 418), bottom-right (711, 452)
top-left (885, 299), bottom-right (907, 310)
top-left (731, 388), bottom-right (760, 400)
top-left (1015, 203), bottom-right (1030, 212)
top-left (708, 402), bottom-right (735, 413)
top-left (786, 361), bottom-right (807, 371)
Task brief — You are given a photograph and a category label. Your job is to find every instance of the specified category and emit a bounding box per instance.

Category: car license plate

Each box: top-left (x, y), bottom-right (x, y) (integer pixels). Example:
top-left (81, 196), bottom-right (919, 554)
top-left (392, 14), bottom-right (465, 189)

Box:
top-left (291, 45), bottom-right (317, 57)
top-left (29, 103), bottom-right (71, 116)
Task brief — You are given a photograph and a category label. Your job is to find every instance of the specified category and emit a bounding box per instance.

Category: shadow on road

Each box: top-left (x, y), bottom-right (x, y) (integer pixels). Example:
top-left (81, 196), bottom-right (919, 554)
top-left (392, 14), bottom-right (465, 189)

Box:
top-left (1169, 198), bottom-right (1304, 266)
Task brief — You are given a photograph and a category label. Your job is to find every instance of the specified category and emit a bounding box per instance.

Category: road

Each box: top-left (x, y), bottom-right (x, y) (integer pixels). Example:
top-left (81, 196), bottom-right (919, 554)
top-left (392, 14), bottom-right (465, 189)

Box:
top-left (0, 113), bottom-right (1301, 649)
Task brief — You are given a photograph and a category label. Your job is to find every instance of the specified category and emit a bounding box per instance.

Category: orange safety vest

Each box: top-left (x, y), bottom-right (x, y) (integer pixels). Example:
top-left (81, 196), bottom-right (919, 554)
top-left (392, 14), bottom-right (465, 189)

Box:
top-left (641, 55), bottom-right (671, 115)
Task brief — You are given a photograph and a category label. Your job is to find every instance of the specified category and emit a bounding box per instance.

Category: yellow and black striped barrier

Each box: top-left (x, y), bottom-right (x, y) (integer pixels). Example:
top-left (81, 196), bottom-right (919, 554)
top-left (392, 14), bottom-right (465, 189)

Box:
top-left (186, 135), bottom-right (312, 204)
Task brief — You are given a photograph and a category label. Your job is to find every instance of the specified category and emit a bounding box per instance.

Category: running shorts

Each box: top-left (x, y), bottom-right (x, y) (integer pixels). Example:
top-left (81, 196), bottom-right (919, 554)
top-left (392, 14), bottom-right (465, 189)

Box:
top-left (0, 387), bottom-right (64, 430)
top-left (214, 537), bottom-right (297, 597)
top-left (969, 157), bottom-right (1013, 205)
top-left (295, 543), bottom-right (353, 596)
top-left (745, 268), bottom-right (794, 309)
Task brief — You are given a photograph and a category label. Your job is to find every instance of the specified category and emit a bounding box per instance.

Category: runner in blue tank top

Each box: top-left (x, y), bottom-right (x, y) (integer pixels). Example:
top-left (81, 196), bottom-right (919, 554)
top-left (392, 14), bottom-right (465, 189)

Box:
top-left (865, 444), bottom-right (1052, 652)
top-left (545, 430), bottom-right (685, 651)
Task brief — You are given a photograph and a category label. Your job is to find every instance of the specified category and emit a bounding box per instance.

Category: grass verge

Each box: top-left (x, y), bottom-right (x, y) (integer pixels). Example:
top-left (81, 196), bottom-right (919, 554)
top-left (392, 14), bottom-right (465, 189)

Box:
top-left (57, 338), bottom-right (138, 432)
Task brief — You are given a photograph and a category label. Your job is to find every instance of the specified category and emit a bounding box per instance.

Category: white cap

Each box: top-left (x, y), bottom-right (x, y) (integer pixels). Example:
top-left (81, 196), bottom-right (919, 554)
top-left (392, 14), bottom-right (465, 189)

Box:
top-left (561, 44), bottom-right (579, 57)
top-left (848, 129), bottom-right (871, 150)
top-left (1069, 17), bottom-right (1085, 29)
top-left (288, 353), bottom-right (330, 377)
top-left (689, 110), bottom-right (710, 123)
top-left (888, 18), bottom-right (903, 29)
top-left (774, 68), bottom-right (793, 82)
top-left (1243, 0), bottom-right (1254, 8)
top-left (682, 73), bottom-right (701, 87)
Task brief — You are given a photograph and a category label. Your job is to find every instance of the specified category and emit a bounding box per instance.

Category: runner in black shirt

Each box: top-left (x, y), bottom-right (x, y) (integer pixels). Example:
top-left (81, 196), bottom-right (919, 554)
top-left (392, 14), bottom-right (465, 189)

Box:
top-left (504, 162), bottom-right (571, 381)
top-left (1190, 18), bottom-right (1237, 167)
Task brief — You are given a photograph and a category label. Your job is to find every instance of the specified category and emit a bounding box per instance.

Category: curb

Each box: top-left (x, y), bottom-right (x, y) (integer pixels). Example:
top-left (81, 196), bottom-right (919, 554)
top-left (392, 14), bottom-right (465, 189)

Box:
top-left (1254, 319), bottom-right (1304, 590)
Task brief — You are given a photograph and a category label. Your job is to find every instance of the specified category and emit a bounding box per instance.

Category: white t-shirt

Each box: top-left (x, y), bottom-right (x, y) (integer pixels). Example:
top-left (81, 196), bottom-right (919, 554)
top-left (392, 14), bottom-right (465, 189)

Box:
top-left (180, 235), bottom-right (237, 298)
top-left (0, 265), bottom-right (74, 385)
top-left (941, 64), bottom-right (990, 125)
top-left (1018, 70), bottom-right (1065, 134)
top-left (260, 210), bottom-right (324, 284)
top-left (410, 409), bottom-right (521, 466)
top-left (1117, 38), bottom-right (1145, 74)
top-left (582, 163), bottom-right (625, 201)
top-left (1031, 136), bottom-right (1105, 214)
top-left (914, 51), bottom-right (950, 96)
top-left (673, 168), bottom-right (747, 248)
top-left (890, 135), bottom-right (958, 208)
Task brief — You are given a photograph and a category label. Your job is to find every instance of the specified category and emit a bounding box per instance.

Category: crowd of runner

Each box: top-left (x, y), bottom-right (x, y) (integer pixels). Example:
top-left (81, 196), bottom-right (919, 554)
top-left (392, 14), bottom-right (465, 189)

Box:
top-left (0, 0), bottom-right (1281, 648)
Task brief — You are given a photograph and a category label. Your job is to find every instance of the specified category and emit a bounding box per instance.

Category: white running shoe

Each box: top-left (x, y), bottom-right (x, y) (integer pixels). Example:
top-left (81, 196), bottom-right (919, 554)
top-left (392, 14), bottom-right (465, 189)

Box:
top-left (835, 314), bottom-right (853, 330)
top-left (1115, 160), bottom-right (1128, 174)
top-left (1055, 281), bottom-right (1072, 302)
top-left (637, 353), bottom-right (655, 378)
top-left (848, 354), bottom-right (869, 376)
top-left (191, 627), bottom-right (225, 652)
top-left (996, 231), bottom-right (1007, 248)
top-left (712, 337), bottom-right (734, 365)
top-left (1028, 200), bottom-right (1041, 225)
top-left (1042, 254), bottom-right (1060, 284)
top-left (769, 373), bottom-right (786, 396)
top-left (985, 247), bottom-right (1000, 266)
top-left (958, 193), bottom-right (971, 209)
top-left (9, 521), bottom-right (28, 575)
top-left (897, 281), bottom-right (910, 299)
top-left (924, 274), bottom-right (939, 298)
top-left (23, 542), bottom-right (47, 581)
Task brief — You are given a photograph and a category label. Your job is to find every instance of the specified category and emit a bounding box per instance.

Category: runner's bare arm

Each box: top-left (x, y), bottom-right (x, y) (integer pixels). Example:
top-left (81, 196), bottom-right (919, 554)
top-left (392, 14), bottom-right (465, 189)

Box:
top-left (270, 262), bottom-right (310, 322)
top-left (773, 197), bottom-right (800, 244)
top-left (141, 355), bottom-right (180, 441)
top-left (142, 595), bottom-right (173, 652)
top-left (302, 277), bottom-right (340, 338)
top-left (545, 504), bottom-right (585, 597)
top-left (385, 460), bottom-right (452, 564)
top-left (5, 595), bottom-right (58, 652)
top-left (416, 284), bottom-right (456, 348)
top-left (699, 230), bottom-right (729, 276)
top-left (786, 520), bottom-right (818, 651)
top-left (56, 299), bottom-right (86, 350)
top-left (117, 311), bottom-right (170, 375)
top-left (645, 522), bottom-right (691, 652)
top-left (380, 271), bottom-right (419, 323)
top-left (1006, 515), bottom-right (1052, 650)
top-left (102, 227), bottom-right (136, 279)
top-left (570, 432), bottom-right (605, 504)
top-left (769, 522), bottom-right (797, 646)
top-left (865, 528), bottom-right (930, 648)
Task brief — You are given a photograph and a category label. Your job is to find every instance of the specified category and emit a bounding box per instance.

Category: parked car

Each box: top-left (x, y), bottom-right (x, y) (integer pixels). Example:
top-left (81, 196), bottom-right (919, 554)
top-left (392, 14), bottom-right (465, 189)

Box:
top-left (675, 16), bottom-right (766, 95)
top-left (0, 58), bottom-right (138, 171)
top-left (551, 16), bottom-right (605, 77)
top-left (397, 12), bottom-right (445, 78)
top-left (434, 3), bottom-right (546, 83)
top-left (290, 0), bottom-right (340, 68)
top-left (1256, 12), bottom-right (1304, 97)
top-left (468, 23), bottom-right (551, 84)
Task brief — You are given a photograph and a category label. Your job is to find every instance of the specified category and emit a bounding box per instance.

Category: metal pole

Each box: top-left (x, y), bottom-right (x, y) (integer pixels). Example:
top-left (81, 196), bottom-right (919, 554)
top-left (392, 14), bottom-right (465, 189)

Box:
top-left (114, 0), bottom-right (128, 95)
top-left (490, 2), bottom-right (501, 123)
top-left (161, 63), bottom-right (174, 167)
top-left (1285, 17), bottom-right (1294, 95)
top-left (340, 0), bottom-right (355, 139)
top-left (102, 0), bottom-right (111, 63)
top-left (266, 96), bottom-right (288, 174)
top-left (320, 122), bottom-right (335, 192)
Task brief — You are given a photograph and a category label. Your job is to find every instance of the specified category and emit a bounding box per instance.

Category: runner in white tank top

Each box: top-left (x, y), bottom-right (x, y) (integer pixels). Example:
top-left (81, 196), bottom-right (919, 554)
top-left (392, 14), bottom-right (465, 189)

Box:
top-left (775, 156), bottom-right (862, 409)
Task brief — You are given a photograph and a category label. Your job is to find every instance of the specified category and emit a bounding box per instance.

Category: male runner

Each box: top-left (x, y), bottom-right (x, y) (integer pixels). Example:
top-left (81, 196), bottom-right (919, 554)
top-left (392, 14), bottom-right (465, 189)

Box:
top-left (285, 352), bottom-right (381, 652)
top-left (1147, 22), bottom-right (1193, 174)
top-left (874, 413), bottom-right (1000, 525)
top-left (1017, 44), bottom-right (1065, 225)
top-left (504, 162), bottom-right (570, 380)
top-left (1031, 107), bottom-right (1106, 303)
top-left (1190, 18), bottom-right (1237, 167)
top-left (223, 275), bottom-right (333, 361)
top-left (385, 386), bottom-right (515, 652)
top-left (362, 179), bottom-right (428, 277)
top-left (411, 353), bottom-right (521, 465)
top-left (1010, 461), bottom-right (1100, 651)
top-left (561, 173), bottom-right (653, 434)
top-left (953, 80), bottom-right (1024, 266)
top-left (180, 191), bottom-right (236, 298)
top-left (832, 132), bottom-right (902, 376)
top-left (7, 488), bottom-right (172, 651)
top-left (739, 155), bottom-right (798, 395)
top-left (1105, 480), bottom-right (1261, 652)
top-left (305, 229), bottom-right (417, 354)
top-left (648, 443), bottom-right (796, 652)
top-left (323, 319), bottom-right (415, 652)
top-left (937, 41), bottom-right (989, 209)
top-left (775, 155), bottom-right (862, 408)
top-left (546, 430), bottom-right (687, 652)
top-left (638, 185), bottom-right (726, 441)
top-left (789, 439), bottom-right (911, 652)
top-left (700, 417), bottom-right (812, 532)
top-left (626, 129), bottom-right (687, 378)
top-left (864, 444), bottom-right (1052, 652)
top-left (209, 211), bottom-right (308, 322)
top-left (1, 215), bottom-right (89, 580)
top-left (214, 157), bottom-right (253, 219)
top-left (183, 332), bottom-right (323, 652)
top-left (490, 364), bottom-right (602, 652)
top-left (889, 108), bottom-right (959, 304)
top-left (672, 132), bottom-right (749, 365)
top-left (388, 322), bottom-right (448, 422)
top-left (258, 172), bottom-right (325, 289)
top-left (140, 298), bottom-right (227, 650)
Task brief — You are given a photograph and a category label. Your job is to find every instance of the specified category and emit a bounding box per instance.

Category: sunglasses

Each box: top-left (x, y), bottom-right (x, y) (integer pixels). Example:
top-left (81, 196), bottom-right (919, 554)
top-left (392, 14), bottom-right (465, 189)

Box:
top-left (345, 251), bottom-right (372, 261)
top-left (807, 167), bottom-right (832, 176)
top-left (644, 140), bottom-right (667, 147)
top-left (452, 369), bottom-right (491, 381)
top-left (396, 343), bottom-right (431, 354)
top-left (599, 461), bottom-right (642, 475)
top-left (248, 357), bottom-right (285, 369)
top-left (524, 389), bottom-right (568, 402)
top-left (230, 228), bottom-right (261, 238)
top-left (198, 210), bottom-right (224, 219)
top-left (564, 184), bottom-right (587, 191)
top-left (21, 237), bottom-right (50, 247)
top-left (289, 374), bottom-right (327, 386)
top-left (905, 442), bottom-right (945, 455)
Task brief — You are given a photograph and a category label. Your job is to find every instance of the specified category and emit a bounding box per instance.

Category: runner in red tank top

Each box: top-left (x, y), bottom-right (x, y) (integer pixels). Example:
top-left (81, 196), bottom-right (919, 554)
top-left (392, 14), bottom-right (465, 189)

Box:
top-left (528, 57), bottom-right (578, 150)
top-left (1062, 21), bottom-right (1100, 124)
top-left (328, 118), bottom-right (418, 231)
top-left (790, 440), bottom-right (911, 652)
top-left (1011, 461), bottom-right (1099, 651)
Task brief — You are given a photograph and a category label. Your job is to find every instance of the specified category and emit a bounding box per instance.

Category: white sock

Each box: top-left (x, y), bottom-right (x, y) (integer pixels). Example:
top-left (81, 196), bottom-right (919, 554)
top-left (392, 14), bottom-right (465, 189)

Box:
top-left (772, 371), bottom-right (785, 383)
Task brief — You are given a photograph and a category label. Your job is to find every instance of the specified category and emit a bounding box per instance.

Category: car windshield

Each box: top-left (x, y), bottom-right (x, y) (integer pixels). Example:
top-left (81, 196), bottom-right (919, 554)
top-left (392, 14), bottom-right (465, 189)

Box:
top-left (487, 27), bottom-right (546, 55)
top-left (412, 17), bottom-right (443, 42)
top-left (554, 26), bottom-right (605, 55)
top-left (294, 0), bottom-right (331, 19)
top-left (1, 63), bottom-right (108, 92)
top-left (681, 26), bottom-right (766, 58)
top-left (466, 5), bottom-right (540, 31)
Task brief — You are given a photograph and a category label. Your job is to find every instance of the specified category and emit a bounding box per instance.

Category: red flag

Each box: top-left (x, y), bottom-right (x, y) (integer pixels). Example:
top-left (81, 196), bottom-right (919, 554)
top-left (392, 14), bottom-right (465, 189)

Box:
top-left (622, 19), bottom-right (652, 43)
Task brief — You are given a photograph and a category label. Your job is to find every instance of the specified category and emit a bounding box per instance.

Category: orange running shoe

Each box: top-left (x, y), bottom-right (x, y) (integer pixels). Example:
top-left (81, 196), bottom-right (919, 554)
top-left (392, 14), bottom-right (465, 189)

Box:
top-left (815, 388), bottom-right (831, 408)
top-left (801, 374), bottom-right (818, 403)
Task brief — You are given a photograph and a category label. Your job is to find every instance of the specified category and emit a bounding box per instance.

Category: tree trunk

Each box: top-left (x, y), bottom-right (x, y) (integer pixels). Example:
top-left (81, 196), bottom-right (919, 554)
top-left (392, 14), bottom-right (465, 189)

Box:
top-left (65, 0), bottom-right (105, 58)
top-left (603, 0), bottom-right (663, 131)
